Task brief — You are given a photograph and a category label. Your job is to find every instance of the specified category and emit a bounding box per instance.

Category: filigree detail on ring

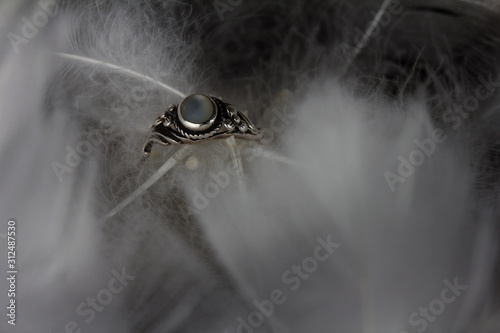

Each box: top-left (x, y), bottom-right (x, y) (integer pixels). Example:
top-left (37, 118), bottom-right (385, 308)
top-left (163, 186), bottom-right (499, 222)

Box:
top-left (142, 94), bottom-right (262, 156)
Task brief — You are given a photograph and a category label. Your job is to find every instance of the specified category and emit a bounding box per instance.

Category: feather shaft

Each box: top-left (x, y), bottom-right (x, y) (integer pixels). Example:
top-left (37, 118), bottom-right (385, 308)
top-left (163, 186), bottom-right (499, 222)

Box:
top-left (99, 146), bottom-right (191, 222)
top-left (55, 52), bottom-right (187, 98)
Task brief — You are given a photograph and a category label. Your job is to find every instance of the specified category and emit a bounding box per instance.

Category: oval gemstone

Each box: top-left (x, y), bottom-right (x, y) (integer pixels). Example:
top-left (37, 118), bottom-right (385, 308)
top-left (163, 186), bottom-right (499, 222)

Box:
top-left (179, 95), bottom-right (215, 125)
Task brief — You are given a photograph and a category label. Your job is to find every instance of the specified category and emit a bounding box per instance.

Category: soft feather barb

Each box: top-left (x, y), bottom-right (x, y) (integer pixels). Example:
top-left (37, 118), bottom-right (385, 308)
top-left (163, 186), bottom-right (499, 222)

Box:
top-left (1, 1), bottom-right (500, 333)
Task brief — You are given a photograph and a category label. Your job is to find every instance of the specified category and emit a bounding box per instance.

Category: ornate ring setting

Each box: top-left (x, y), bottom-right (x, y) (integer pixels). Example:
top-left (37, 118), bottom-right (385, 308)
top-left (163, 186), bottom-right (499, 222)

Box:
top-left (142, 94), bottom-right (262, 155)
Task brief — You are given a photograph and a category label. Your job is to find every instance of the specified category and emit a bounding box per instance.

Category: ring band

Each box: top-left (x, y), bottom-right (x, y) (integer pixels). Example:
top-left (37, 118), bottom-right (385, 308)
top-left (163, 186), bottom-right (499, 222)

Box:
top-left (143, 94), bottom-right (262, 155)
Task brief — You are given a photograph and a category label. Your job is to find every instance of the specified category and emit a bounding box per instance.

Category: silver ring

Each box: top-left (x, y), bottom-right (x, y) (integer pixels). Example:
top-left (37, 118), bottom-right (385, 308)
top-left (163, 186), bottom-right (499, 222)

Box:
top-left (142, 94), bottom-right (262, 155)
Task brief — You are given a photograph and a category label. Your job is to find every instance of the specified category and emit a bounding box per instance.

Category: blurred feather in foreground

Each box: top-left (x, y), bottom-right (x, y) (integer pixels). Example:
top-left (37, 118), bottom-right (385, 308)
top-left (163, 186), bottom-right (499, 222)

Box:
top-left (1, 1), bottom-right (500, 332)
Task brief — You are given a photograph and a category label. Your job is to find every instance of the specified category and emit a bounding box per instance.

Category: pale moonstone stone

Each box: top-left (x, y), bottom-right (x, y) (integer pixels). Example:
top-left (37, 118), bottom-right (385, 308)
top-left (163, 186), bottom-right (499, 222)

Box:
top-left (179, 95), bottom-right (215, 124)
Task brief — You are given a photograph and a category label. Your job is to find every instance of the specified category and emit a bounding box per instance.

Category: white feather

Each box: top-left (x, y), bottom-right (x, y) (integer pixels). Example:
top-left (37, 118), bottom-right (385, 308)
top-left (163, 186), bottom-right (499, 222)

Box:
top-left (1, 1), bottom-right (500, 333)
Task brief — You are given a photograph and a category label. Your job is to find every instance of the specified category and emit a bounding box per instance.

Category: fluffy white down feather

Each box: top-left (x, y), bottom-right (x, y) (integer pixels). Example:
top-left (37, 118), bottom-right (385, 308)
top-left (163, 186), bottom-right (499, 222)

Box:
top-left (1, 1), bottom-right (500, 333)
